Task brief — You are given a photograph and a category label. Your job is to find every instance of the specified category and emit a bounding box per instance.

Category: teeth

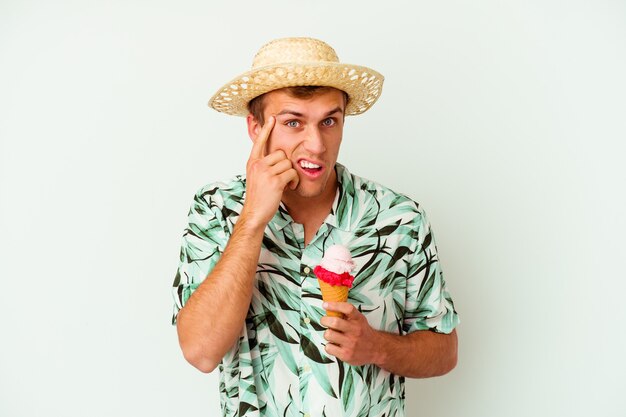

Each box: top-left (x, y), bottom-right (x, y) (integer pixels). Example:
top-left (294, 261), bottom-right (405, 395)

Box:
top-left (300, 160), bottom-right (321, 169)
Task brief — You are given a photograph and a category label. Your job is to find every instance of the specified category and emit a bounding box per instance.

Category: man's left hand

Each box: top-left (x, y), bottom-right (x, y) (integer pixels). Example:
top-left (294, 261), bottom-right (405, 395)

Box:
top-left (320, 302), bottom-right (382, 366)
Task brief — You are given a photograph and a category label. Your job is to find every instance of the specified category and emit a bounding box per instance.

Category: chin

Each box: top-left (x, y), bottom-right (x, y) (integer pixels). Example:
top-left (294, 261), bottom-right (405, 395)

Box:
top-left (294, 186), bottom-right (323, 199)
top-left (292, 181), bottom-right (326, 199)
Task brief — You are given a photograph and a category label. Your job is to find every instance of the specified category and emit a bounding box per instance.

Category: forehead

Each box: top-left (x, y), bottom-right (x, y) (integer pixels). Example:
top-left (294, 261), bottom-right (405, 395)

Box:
top-left (262, 88), bottom-right (346, 116)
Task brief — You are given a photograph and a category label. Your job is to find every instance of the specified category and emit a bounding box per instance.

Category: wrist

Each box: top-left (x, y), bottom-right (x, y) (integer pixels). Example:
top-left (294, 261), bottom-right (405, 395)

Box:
top-left (236, 211), bottom-right (267, 237)
top-left (371, 329), bottom-right (390, 368)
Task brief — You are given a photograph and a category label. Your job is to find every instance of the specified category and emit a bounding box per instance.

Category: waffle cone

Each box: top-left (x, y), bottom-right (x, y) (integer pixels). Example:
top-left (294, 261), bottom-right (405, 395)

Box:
top-left (318, 279), bottom-right (350, 318)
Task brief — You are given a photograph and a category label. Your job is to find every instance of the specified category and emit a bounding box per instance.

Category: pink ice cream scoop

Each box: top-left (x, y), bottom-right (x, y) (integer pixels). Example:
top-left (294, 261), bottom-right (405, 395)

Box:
top-left (314, 245), bottom-right (356, 287)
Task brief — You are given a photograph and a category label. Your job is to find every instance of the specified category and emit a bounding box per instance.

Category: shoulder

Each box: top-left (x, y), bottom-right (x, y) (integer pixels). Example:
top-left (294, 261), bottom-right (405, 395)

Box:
top-left (192, 174), bottom-right (246, 209)
top-left (186, 175), bottom-right (246, 225)
top-left (345, 170), bottom-right (439, 260)
top-left (347, 168), bottom-right (425, 221)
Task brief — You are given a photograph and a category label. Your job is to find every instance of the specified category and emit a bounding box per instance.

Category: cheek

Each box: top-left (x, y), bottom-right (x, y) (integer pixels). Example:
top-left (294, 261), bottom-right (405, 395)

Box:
top-left (268, 129), bottom-right (301, 155)
top-left (326, 134), bottom-right (343, 155)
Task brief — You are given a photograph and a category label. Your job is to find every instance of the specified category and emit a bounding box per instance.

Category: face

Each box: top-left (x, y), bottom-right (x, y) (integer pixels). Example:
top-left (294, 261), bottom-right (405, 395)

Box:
top-left (247, 88), bottom-right (346, 203)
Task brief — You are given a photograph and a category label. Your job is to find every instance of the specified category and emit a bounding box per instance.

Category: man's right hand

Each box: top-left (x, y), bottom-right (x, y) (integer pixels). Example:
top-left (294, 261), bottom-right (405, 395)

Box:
top-left (240, 116), bottom-right (299, 229)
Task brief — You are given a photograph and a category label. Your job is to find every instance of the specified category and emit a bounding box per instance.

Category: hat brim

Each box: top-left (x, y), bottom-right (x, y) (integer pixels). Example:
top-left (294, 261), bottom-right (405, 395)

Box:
top-left (209, 62), bottom-right (384, 117)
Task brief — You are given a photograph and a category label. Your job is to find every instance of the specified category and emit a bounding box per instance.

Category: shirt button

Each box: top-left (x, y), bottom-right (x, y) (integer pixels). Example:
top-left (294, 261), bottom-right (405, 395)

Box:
top-left (304, 317), bottom-right (311, 324)
top-left (303, 365), bottom-right (311, 373)
top-left (303, 266), bottom-right (311, 274)
top-left (304, 414), bottom-right (310, 417)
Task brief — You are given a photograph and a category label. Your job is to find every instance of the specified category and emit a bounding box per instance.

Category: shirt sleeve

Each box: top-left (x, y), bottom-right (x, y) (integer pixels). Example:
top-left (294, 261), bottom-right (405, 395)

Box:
top-left (171, 189), bottom-right (229, 325)
top-left (403, 209), bottom-right (459, 334)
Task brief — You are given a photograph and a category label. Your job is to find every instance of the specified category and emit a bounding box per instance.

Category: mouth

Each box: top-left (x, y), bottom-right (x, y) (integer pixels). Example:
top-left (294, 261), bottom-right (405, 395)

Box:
top-left (297, 158), bottom-right (324, 179)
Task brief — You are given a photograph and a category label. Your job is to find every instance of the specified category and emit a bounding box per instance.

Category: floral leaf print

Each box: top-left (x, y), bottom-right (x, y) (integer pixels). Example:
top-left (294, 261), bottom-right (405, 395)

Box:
top-left (262, 236), bottom-right (289, 259)
top-left (422, 231), bottom-right (432, 252)
top-left (239, 401), bottom-right (258, 416)
top-left (379, 270), bottom-right (404, 292)
top-left (257, 264), bottom-right (301, 287)
top-left (352, 259), bottom-right (382, 291)
top-left (376, 219), bottom-right (402, 238)
top-left (341, 367), bottom-right (355, 412)
top-left (301, 334), bottom-right (333, 364)
top-left (275, 339), bottom-right (298, 376)
top-left (257, 280), bottom-right (277, 306)
top-left (257, 342), bottom-right (277, 381)
top-left (310, 360), bottom-right (338, 399)
top-left (265, 310), bottom-right (297, 344)
top-left (336, 358), bottom-right (345, 396)
top-left (390, 245), bottom-right (413, 265)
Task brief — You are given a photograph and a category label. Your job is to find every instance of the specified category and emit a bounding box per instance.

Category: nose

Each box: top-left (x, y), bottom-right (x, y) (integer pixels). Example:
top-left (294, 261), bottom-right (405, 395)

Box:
top-left (303, 126), bottom-right (326, 154)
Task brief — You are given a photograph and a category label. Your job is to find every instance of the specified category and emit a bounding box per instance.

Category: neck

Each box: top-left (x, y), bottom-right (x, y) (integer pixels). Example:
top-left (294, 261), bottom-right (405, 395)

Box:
top-left (281, 169), bottom-right (338, 243)
top-left (283, 181), bottom-right (337, 223)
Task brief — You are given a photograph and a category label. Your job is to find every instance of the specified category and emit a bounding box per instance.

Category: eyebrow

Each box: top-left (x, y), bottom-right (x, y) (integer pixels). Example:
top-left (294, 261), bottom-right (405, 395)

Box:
top-left (275, 109), bottom-right (304, 117)
top-left (324, 107), bottom-right (344, 117)
top-left (275, 107), bottom-right (344, 118)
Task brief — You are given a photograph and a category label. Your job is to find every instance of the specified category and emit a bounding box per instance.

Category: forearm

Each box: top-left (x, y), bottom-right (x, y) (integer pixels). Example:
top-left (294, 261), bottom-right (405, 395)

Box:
top-left (373, 329), bottom-right (458, 378)
top-left (176, 215), bottom-right (264, 373)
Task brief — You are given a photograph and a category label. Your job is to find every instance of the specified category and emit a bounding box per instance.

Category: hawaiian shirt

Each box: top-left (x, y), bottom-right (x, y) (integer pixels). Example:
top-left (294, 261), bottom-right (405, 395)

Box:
top-left (172, 163), bottom-right (459, 417)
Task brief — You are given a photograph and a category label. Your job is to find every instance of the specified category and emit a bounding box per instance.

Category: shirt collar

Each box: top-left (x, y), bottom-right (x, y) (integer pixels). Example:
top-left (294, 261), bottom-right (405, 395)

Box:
top-left (270, 163), bottom-right (355, 232)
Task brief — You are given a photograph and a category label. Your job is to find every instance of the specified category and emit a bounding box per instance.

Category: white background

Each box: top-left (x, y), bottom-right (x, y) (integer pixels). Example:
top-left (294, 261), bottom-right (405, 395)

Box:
top-left (1, 1), bottom-right (625, 416)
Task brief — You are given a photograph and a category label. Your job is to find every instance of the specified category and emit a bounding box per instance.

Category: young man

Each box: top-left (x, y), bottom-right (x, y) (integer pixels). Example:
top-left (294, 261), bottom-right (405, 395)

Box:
top-left (172, 37), bottom-right (459, 417)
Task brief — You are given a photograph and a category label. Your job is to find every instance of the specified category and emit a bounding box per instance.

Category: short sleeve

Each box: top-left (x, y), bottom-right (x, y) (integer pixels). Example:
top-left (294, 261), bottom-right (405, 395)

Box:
top-left (403, 209), bottom-right (459, 334)
top-left (171, 190), bottom-right (229, 325)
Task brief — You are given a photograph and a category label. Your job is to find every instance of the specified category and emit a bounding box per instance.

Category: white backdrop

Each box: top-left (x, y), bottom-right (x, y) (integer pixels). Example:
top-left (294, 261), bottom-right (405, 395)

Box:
top-left (1, 1), bottom-right (625, 416)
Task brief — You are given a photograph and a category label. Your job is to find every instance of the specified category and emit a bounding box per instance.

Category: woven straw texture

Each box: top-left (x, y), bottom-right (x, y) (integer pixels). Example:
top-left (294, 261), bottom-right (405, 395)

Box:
top-left (318, 279), bottom-right (350, 318)
top-left (209, 37), bottom-right (384, 116)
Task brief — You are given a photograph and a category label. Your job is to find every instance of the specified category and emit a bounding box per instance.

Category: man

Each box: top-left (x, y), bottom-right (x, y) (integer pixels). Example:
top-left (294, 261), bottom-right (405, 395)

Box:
top-left (172, 37), bottom-right (459, 417)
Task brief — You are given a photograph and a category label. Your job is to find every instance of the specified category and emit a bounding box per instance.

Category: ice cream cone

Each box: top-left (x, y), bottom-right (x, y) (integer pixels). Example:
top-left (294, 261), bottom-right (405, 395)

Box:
top-left (314, 245), bottom-right (356, 319)
top-left (318, 279), bottom-right (350, 318)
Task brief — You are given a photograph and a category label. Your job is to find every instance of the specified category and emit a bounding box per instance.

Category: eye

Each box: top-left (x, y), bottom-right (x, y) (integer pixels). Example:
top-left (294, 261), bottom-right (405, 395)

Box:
top-left (286, 120), bottom-right (300, 128)
top-left (321, 118), bottom-right (336, 127)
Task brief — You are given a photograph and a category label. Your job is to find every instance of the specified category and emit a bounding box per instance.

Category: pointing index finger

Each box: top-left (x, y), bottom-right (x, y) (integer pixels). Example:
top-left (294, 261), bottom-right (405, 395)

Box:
top-left (251, 115), bottom-right (275, 159)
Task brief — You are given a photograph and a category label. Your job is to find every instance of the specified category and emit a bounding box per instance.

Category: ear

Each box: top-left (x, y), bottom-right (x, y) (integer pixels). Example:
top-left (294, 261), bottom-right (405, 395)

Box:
top-left (246, 114), bottom-right (261, 142)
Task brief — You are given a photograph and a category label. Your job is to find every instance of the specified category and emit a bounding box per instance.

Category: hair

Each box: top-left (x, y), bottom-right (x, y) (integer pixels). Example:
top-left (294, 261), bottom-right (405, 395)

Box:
top-left (247, 86), bottom-right (349, 125)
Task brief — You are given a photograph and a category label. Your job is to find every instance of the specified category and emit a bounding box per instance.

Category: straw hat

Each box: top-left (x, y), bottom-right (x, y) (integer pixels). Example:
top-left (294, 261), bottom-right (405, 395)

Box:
top-left (209, 37), bottom-right (384, 116)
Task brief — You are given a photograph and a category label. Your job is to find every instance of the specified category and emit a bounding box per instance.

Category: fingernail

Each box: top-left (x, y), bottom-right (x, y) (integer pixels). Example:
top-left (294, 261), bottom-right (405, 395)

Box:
top-left (322, 302), bottom-right (328, 309)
